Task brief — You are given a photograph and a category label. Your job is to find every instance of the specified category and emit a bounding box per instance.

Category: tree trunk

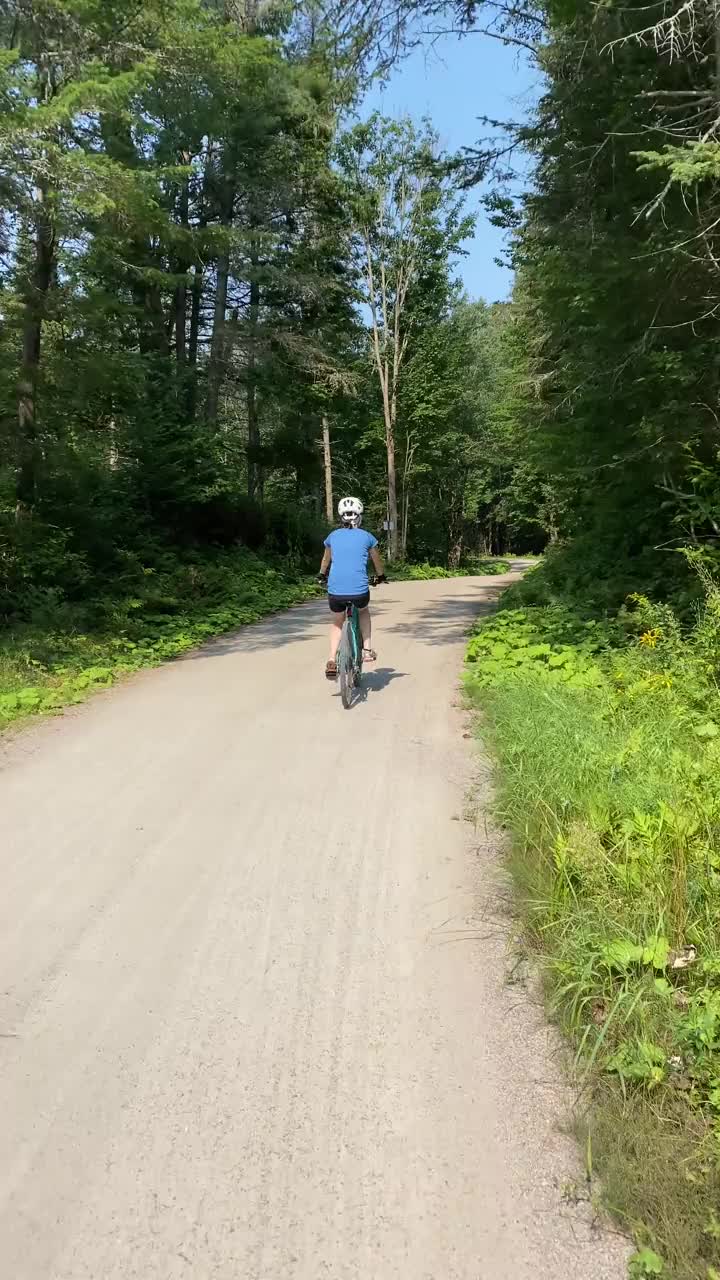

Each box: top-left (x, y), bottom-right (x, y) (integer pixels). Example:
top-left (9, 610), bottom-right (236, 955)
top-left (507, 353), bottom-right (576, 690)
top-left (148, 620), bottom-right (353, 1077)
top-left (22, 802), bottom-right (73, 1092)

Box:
top-left (386, 425), bottom-right (399, 560)
top-left (321, 414), bottom-right (334, 522)
top-left (400, 482), bottom-right (410, 560)
top-left (174, 283), bottom-right (186, 365)
top-left (186, 149), bottom-right (211, 419)
top-left (247, 262), bottom-right (262, 500)
top-left (16, 201), bottom-right (56, 512)
top-left (188, 265), bottom-right (202, 368)
top-left (186, 265), bottom-right (203, 417)
top-left (448, 534), bottom-right (463, 569)
top-left (447, 475), bottom-right (467, 568)
top-left (400, 432), bottom-right (416, 560)
top-left (129, 273), bottom-right (170, 358)
top-left (206, 184), bottom-right (234, 426)
top-left (365, 243), bottom-right (400, 559)
top-left (247, 377), bottom-right (262, 501)
top-left (206, 253), bottom-right (230, 425)
top-left (175, 163), bottom-right (190, 369)
top-left (380, 369), bottom-right (399, 558)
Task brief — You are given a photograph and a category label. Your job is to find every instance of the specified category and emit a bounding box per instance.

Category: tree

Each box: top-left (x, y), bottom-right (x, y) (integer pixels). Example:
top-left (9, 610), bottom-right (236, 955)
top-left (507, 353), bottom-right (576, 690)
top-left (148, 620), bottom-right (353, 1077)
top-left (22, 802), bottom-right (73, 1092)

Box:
top-left (337, 114), bottom-right (472, 558)
top-left (0, 0), bottom-right (180, 512)
top-left (395, 298), bottom-right (550, 563)
top-left (0, 0), bottom-right (367, 614)
top-left (443, 0), bottom-right (720, 597)
top-left (0, 0), bottom-right (540, 624)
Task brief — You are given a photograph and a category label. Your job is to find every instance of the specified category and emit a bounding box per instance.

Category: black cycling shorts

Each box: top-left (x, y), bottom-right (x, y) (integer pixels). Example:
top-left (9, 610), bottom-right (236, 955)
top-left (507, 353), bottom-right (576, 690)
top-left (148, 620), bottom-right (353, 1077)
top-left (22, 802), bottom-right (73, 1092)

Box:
top-left (328, 591), bottom-right (370, 614)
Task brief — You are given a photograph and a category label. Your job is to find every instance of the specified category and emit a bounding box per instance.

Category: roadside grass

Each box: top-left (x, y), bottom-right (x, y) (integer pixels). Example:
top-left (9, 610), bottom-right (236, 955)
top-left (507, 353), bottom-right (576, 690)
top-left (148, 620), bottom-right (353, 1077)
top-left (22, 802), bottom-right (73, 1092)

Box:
top-left (465, 571), bottom-right (720, 1280)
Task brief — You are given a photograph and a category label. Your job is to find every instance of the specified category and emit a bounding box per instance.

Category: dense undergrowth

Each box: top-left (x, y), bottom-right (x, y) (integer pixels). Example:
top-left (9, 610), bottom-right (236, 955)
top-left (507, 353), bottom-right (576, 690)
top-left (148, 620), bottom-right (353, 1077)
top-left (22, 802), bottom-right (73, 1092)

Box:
top-left (0, 546), bottom-right (319, 729)
top-left (389, 557), bottom-right (510, 580)
top-left (466, 552), bottom-right (720, 1280)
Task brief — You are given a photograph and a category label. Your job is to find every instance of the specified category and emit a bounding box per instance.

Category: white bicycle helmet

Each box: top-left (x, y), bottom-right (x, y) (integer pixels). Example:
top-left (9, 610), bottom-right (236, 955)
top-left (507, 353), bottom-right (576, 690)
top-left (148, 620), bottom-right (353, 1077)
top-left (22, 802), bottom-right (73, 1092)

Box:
top-left (338, 495), bottom-right (364, 527)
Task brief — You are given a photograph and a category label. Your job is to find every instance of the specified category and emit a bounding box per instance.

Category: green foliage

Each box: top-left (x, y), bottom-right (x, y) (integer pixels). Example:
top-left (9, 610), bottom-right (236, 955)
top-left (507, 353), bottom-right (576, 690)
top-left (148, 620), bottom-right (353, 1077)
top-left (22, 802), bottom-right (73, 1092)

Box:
top-left (475, 0), bottom-right (720, 601)
top-left (629, 1249), bottom-right (666, 1280)
top-left (466, 605), bottom-right (609, 688)
top-left (635, 142), bottom-right (720, 185)
top-left (395, 298), bottom-right (553, 564)
top-left (0, 0), bottom-right (526, 616)
top-left (389, 557), bottom-right (510, 580)
top-left (0, 546), bottom-right (319, 728)
top-left (466, 569), bottom-right (720, 1277)
top-left (0, 0), bottom-right (367, 617)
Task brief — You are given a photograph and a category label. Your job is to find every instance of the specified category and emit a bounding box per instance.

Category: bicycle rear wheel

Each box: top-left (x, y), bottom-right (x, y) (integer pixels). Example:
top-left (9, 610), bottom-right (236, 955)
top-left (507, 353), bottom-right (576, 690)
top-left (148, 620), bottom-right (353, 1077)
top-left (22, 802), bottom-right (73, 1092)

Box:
top-left (338, 618), bottom-right (354, 709)
top-left (352, 609), bottom-right (363, 688)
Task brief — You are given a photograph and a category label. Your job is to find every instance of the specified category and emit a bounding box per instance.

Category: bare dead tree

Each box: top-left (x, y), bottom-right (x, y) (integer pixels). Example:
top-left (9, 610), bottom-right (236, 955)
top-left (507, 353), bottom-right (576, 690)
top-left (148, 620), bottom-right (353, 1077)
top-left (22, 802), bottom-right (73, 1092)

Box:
top-left (351, 143), bottom-right (428, 558)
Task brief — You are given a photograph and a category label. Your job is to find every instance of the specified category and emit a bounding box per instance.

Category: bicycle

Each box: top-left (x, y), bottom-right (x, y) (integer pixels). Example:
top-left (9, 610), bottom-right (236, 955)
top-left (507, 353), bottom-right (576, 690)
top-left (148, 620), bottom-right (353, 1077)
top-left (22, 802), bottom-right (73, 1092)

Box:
top-left (337, 600), bottom-right (364, 710)
top-left (320, 576), bottom-right (387, 710)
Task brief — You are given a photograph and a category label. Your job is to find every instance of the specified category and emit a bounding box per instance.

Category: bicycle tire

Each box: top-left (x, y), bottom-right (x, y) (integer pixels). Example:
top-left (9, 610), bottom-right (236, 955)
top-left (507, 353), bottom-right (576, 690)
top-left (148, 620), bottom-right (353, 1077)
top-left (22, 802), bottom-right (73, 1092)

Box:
top-left (338, 618), bottom-right (354, 709)
top-left (352, 609), bottom-right (363, 688)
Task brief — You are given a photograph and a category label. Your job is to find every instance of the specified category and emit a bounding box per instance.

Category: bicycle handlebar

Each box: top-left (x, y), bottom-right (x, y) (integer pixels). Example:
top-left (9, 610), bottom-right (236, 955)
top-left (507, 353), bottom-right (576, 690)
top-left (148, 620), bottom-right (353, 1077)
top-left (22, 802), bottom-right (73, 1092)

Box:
top-left (317, 573), bottom-right (387, 588)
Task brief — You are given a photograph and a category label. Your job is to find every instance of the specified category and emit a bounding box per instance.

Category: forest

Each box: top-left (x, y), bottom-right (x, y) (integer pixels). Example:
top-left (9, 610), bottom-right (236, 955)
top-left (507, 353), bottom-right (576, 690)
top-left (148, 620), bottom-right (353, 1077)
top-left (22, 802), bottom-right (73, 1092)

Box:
top-left (3, 2), bottom-right (720, 1277)
top-left (4, 0), bottom-right (719, 631)
top-left (0, 0), bottom-right (546, 641)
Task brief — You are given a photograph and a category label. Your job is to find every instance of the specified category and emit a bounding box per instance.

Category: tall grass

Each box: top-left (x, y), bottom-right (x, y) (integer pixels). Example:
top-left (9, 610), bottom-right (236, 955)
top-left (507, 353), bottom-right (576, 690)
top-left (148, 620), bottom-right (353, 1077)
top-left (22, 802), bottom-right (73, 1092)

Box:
top-left (466, 580), bottom-right (720, 1279)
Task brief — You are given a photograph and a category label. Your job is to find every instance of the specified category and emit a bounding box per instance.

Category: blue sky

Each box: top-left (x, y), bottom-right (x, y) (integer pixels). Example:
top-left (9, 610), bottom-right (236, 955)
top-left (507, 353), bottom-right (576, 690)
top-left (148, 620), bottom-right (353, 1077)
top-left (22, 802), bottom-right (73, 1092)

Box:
top-left (363, 34), bottom-right (538, 303)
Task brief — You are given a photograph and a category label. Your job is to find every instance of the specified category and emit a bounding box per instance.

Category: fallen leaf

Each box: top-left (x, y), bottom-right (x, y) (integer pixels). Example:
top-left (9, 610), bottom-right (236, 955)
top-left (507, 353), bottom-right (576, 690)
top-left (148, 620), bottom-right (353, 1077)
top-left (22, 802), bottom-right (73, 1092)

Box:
top-left (669, 1073), bottom-right (693, 1092)
top-left (591, 1000), bottom-right (607, 1025)
top-left (669, 945), bottom-right (697, 970)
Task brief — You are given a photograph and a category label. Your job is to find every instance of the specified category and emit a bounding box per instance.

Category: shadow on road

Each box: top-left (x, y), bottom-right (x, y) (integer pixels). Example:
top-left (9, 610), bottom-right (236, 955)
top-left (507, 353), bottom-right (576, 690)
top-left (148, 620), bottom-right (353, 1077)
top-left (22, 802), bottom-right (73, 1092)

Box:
top-left (360, 667), bottom-right (406, 696)
top-left (330, 666), bottom-right (406, 709)
top-left (180, 567), bottom-right (529, 662)
top-left (182, 599), bottom-right (395, 660)
top-left (384, 590), bottom-right (503, 647)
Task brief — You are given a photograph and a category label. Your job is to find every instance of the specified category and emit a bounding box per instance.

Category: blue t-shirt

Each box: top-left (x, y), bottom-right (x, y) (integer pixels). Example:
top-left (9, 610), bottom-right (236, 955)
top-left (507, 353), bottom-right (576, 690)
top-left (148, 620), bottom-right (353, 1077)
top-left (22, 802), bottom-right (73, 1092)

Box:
top-left (324, 527), bottom-right (378, 596)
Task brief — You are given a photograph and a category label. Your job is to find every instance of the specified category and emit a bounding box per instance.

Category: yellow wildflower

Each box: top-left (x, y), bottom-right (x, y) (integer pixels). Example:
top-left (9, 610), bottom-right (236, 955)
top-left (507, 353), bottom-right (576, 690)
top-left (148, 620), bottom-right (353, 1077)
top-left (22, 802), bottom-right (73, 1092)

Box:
top-left (639, 629), bottom-right (661, 648)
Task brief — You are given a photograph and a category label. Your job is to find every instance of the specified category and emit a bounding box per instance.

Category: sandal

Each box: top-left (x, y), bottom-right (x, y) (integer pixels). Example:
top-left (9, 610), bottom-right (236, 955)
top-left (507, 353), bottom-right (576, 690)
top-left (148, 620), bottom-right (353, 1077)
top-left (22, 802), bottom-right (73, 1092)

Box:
top-left (362, 648), bottom-right (377, 662)
top-left (325, 660), bottom-right (337, 680)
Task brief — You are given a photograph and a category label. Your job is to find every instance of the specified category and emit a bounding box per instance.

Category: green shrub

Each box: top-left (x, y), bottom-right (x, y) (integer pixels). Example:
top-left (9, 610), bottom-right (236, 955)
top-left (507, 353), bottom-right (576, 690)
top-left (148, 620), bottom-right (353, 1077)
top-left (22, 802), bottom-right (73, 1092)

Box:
top-left (0, 495), bottom-right (325, 624)
top-left (389, 557), bottom-right (510, 581)
top-left (501, 538), bottom-right (705, 618)
top-left (0, 546), bottom-right (319, 728)
top-left (466, 574), bottom-right (720, 1278)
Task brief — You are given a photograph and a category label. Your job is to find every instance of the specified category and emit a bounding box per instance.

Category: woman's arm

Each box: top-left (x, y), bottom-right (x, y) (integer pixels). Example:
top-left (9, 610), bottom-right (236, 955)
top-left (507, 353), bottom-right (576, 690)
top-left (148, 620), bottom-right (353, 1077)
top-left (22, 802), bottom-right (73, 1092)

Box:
top-left (319, 547), bottom-right (331, 577)
top-left (369, 546), bottom-right (384, 576)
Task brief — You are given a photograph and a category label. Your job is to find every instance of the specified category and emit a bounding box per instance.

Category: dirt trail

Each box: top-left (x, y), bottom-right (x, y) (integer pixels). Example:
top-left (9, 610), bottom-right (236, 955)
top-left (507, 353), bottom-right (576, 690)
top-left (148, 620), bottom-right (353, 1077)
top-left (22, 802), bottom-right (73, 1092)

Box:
top-left (0, 569), bottom-right (628, 1279)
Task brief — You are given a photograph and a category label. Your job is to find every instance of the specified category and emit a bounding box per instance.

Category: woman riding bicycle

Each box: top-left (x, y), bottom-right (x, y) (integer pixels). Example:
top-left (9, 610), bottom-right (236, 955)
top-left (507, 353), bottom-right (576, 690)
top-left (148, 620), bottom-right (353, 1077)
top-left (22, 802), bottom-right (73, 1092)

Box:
top-left (318, 496), bottom-right (386, 680)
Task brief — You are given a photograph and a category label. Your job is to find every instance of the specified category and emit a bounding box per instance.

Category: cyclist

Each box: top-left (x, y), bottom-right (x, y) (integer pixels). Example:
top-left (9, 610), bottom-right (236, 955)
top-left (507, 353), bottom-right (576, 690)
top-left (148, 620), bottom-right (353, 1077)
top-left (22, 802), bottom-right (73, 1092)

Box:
top-left (318, 496), bottom-right (386, 680)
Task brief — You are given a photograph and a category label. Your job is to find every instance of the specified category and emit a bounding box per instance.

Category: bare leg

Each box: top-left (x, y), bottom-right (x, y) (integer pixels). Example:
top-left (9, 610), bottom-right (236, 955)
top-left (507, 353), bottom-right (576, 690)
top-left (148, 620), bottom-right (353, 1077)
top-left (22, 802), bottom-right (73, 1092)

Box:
top-left (329, 612), bottom-right (343, 661)
top-left (358, 607), bottom-right (375, 658)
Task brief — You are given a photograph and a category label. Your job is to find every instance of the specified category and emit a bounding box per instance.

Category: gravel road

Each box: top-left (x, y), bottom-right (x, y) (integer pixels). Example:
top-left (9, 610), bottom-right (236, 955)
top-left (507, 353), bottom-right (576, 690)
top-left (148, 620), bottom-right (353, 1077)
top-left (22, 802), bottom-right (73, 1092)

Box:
top-left (0, 569), bottom-right (629, 1279)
